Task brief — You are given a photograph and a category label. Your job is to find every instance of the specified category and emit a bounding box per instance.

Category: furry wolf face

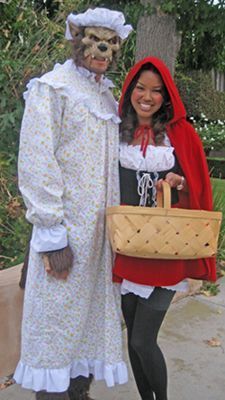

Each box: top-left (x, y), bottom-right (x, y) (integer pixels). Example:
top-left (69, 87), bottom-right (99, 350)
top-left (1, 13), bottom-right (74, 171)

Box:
top-left (68, 22), bottom-right (121, 64)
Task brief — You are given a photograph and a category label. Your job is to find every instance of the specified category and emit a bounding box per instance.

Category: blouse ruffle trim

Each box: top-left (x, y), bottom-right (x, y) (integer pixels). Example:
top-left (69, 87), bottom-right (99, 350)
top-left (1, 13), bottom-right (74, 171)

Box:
top-left (121, 279), bottom-right (189, 299)
top-left (14, 359), bottom-right (128, 392)
top-left (119, 142), bottom-right (175, 172)
top-left (23, 61), bottom-right (120, 124)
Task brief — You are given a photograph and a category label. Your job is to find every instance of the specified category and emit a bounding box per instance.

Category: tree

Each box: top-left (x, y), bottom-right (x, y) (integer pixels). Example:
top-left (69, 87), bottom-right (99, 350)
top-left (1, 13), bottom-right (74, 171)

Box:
top-left (136, 0), bottom-right (181, 75)
top-left (160, 0), bottom-right (225, 72)
top-left (103, 0), bottom-right (225, 73)
top-left (135, 0), bottom-right (225, 74)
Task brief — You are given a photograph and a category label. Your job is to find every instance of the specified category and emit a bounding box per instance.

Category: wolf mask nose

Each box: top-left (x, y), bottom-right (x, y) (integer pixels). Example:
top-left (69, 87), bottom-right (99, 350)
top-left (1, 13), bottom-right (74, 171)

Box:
top-left (98, 43), bottom-right (108, 52)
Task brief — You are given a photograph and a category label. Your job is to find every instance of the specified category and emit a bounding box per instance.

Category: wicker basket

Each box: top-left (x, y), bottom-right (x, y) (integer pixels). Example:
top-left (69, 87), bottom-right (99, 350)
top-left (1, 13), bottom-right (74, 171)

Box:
top-left (106, 182), bottom-right (222, 260)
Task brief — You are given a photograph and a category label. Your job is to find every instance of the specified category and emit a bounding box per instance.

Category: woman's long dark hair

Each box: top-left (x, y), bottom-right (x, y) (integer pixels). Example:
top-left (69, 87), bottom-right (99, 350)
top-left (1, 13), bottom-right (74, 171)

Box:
top-left (120, 63), bottom-right (173, 144)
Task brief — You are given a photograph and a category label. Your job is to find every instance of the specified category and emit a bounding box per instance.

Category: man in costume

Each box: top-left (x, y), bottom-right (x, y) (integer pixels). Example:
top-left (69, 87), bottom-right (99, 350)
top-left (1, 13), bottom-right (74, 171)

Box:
top-left (14, 7), bottom-right (132, 400)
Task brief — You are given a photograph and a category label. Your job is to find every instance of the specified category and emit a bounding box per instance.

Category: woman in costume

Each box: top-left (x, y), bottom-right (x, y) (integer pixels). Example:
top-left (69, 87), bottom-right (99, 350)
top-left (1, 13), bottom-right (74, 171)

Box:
top-left (113, 56), bottom-right (216, 400)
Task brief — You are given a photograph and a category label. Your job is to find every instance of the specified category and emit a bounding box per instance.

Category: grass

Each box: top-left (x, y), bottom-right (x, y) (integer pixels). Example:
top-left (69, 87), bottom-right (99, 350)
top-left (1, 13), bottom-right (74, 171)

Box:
top-left (211, 177), bottom-right (225, 271)
top-left (200, 178), bottom-right (225, 294)
top-left (211, 178), bottom-right (225, 198)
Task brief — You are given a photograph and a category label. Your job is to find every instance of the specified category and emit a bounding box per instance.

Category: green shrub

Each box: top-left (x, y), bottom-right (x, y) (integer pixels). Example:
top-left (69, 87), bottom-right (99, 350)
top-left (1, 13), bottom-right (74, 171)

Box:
top-left (211, 178), bottom-right (225, 262)
top-left (0, 0), bottom-right (79, 155)
top-left (207, 157), bottom-right (225, 179)
top-left (0, 153), bottom-right (31, 269)
top-left (193, 117), bottom-right (225, 155)
top-left (176, 71), bottom-right (225, 121)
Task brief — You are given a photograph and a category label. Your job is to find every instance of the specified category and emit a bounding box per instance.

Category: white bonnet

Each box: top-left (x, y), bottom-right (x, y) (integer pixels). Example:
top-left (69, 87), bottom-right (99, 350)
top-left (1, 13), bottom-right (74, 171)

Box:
top-left (65, 7), bottom-right (133, 40)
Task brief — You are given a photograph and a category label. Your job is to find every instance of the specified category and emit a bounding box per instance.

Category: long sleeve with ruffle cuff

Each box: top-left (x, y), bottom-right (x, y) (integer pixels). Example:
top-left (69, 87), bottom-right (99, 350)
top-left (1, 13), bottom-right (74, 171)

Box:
top-left (31, 225), bottom-right (68, 252)
top-left (18, 80), bottom-right (66, 234)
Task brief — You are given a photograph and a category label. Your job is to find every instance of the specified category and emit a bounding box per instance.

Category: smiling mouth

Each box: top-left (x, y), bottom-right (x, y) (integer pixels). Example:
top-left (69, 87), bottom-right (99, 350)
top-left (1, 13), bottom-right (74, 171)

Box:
top-left (139, 103), bottom-right (152, 111)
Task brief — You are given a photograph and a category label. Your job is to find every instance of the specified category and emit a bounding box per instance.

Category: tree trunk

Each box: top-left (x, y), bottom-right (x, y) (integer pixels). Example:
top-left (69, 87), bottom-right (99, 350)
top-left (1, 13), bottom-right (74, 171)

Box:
top-left (136, 0), bottom-right (181, 76)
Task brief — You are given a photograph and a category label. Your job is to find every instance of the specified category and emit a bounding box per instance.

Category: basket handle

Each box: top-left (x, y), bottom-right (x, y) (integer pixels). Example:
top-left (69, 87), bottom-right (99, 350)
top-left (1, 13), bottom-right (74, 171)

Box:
top-left (156, 181), bottom-right (171, 208)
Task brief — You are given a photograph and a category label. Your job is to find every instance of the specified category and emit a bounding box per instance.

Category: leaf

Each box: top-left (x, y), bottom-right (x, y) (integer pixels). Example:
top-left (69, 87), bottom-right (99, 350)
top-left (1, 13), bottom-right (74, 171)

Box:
top-left (200, 282), bottom-right (220, 296)
top-left (31, 43), bottom-right (41, 54)
top-left (16, 12), bottom-right (24, 22)
top-left (204, 337), bottom-right (221, 347)
top-left (201, 290), bottom-right (214, 297)
top-left (0, 378), bottom-right (14, 390)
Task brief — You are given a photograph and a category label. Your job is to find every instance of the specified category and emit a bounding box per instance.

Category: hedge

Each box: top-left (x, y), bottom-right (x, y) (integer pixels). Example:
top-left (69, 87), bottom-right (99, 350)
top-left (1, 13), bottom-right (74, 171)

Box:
top-left (176, 71), bottom-right (225, 120)
top-left (207, 157), bottom-right (225, 179)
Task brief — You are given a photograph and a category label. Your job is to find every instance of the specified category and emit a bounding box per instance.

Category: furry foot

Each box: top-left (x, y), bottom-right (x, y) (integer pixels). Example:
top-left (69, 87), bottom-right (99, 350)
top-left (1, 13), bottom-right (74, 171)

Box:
top-left (36, 391), bottom-right (70, 400)
top-left (68, 375), bottom-right (94, 400)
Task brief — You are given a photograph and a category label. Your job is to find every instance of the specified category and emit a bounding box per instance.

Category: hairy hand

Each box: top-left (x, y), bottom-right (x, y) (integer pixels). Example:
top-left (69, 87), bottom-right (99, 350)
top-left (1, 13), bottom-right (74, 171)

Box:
top-left (42, 245), bottom-right (74, 280)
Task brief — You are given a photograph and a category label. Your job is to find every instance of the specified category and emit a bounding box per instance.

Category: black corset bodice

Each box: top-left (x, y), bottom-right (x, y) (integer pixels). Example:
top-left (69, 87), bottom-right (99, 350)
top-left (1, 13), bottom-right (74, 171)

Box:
top-left (119, 161), bottom-right (179, 207)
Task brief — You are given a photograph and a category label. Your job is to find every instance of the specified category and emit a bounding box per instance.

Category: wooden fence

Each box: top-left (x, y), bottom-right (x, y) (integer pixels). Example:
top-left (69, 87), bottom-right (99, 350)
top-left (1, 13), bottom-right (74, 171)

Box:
top-left (211, 69), bottom-right (225, 92)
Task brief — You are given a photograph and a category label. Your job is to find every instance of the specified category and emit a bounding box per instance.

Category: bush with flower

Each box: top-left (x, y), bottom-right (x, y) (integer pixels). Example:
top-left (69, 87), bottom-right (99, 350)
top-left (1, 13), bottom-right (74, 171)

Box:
top-left (189, 114), bottom-right (225, 156)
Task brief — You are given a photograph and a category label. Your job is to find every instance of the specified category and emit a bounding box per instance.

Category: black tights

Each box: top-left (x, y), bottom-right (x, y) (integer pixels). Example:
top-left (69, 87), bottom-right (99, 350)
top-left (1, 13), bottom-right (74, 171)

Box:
top-left (122, 288), bottom-right (175, 400)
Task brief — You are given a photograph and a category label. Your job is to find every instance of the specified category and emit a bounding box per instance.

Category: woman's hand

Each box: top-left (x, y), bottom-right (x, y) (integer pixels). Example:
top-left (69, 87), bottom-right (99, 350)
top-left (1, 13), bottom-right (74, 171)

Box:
top-left (42, 245), bottom-right (74, 280)
top-left (156, 173), bottom-right (187, 191)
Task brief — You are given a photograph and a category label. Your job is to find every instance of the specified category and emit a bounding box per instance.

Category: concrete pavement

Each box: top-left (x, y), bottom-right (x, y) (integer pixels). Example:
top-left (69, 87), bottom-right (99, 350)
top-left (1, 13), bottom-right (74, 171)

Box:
top-left (1, 276), bottom-right (225, 400)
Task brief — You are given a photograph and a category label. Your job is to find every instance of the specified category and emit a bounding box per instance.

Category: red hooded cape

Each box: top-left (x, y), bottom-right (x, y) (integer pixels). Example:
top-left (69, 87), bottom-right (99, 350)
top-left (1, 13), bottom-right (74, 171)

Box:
top-left (113, 56), bottom-right (216, 285)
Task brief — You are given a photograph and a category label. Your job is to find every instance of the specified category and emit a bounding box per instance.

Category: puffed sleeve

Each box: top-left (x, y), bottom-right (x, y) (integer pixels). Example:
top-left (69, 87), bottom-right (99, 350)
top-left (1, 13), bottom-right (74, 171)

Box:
top-left (18, 80), bottom-right (68, 251)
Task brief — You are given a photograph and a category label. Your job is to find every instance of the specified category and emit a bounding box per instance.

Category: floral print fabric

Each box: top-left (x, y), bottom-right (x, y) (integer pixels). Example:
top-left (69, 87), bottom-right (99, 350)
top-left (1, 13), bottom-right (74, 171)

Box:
top-left (14, 60), bottom-right (127, 392)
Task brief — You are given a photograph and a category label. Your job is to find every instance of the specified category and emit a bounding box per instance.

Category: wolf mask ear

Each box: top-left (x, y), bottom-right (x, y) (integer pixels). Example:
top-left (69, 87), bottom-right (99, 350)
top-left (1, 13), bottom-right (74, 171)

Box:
top-left (68, 22), bottom-right (82, 40)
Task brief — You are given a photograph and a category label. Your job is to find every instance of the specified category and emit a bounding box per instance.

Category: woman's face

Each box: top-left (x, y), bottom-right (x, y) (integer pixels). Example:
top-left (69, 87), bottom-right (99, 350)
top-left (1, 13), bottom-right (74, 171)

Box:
top-left (131, 69), bottom-right (164, 126)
